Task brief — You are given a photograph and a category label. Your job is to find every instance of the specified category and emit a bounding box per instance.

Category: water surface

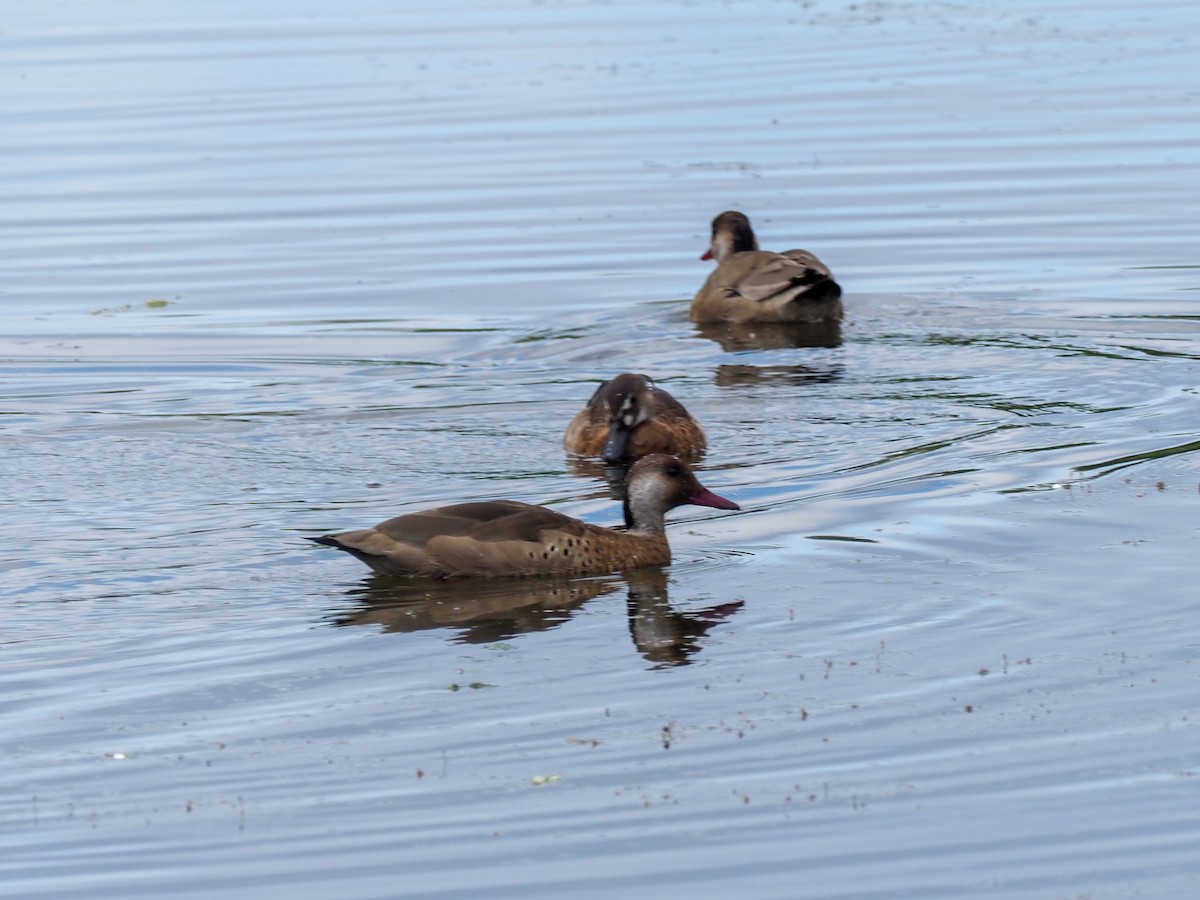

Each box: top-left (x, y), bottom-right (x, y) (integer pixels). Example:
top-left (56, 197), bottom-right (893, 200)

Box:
top-left (2, 1), bottom-right (1199, 897)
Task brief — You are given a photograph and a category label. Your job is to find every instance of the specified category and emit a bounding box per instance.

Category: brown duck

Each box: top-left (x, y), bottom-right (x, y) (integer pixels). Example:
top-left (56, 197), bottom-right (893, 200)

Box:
top-left (691, 210), bottom-right (842, 324)
top-left (308, 454), bottom-right (738, 578)
top-left (563, 373), bottom-right (707, 463)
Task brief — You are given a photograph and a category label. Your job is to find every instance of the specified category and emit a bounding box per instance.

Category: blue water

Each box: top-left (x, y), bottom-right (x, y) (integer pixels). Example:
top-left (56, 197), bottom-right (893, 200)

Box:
top-left (2, 1), bottom-right (1199, 897)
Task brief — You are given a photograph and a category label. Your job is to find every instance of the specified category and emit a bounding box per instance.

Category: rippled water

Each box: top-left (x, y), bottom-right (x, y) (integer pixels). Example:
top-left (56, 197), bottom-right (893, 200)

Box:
top-left (3, 0), bottom-right (1199, 897)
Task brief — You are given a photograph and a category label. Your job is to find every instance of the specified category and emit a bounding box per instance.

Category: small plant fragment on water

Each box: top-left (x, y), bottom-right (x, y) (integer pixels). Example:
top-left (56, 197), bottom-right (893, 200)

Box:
top-left (90, 298), bottom-right (173, 315)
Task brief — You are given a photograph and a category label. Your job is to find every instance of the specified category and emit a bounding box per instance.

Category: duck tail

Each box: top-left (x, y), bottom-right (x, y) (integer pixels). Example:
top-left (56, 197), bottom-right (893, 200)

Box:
top-left (307, 534), bottom-right (343, 548)
top-left (794, 276), bottom-right (842, 304)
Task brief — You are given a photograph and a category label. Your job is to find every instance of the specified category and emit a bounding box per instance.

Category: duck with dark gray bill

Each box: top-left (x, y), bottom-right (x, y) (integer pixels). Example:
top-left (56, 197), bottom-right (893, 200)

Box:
top-left (308, 454), bottom-right (739, 578)
top-left (691, 210), bottom-right (842, 324)
top-left (563, 373), bottom-right (707, 463)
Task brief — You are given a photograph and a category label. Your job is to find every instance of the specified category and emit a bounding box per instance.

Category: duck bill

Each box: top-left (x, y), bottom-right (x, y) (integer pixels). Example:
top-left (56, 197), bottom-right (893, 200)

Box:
top-left (602, 421), bottom-right (631, 463)
top-left (700, 249), bottom-right (713, 261)
top-left (687, 485), bottom-right (740, 511)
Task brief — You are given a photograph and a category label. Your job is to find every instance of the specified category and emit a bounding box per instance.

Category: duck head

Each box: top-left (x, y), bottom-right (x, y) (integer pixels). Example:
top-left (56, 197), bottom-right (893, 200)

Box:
top-left (701, 210), bottom-right (759, 263)
top-left (622, 454), bottom-right (739, 535)
top-left (600, 373), bottom-right (658, 463)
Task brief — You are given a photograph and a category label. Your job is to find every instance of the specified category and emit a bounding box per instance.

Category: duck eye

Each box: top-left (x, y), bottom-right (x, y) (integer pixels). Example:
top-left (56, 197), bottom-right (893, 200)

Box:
top-left (667, 464), bottom-right (681, 477)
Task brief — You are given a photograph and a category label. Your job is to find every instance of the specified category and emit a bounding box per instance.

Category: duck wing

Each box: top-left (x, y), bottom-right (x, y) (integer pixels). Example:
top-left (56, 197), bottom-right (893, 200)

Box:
top-left (719, 250), bottom-right (834, 305)
top-left (314, 500), bottom-right (603, 577)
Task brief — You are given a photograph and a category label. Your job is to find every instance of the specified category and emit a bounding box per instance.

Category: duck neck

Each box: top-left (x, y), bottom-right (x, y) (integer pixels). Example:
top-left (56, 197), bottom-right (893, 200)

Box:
top-left (623, 496), bottom-right (667, 537)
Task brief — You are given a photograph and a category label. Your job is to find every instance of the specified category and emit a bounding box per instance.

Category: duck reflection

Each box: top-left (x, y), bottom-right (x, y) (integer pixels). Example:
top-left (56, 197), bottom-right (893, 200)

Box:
top-left (624, 567), bottom-right (743, 667)
top-left (714, 362), bottom-right (844, 387)
top-left (563, 456), bottom-right (636, 499)
top-left (692, 319), bottom-right (843, 352)
top-left (330, 568), bottom-right (742, 665)
top-left (331, 574), bottom-right (618, 643)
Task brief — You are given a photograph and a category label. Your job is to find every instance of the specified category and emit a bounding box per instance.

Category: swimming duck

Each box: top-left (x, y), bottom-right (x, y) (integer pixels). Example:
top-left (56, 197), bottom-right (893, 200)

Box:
top-left (563, 373), bottom-right (707, 463)
top-left (308, 454), bottom-right (738, 578)
top-left (691, 210), bottom-right (842, 323)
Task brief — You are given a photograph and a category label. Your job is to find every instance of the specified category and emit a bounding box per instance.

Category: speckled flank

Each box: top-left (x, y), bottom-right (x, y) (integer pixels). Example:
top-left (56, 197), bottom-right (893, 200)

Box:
top-left (522, 530), bottom-right (670, 576)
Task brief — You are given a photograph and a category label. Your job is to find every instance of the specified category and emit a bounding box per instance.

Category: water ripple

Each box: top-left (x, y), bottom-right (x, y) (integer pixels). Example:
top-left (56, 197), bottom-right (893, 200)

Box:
top-left (3, 1), bottom-right (1200, 898)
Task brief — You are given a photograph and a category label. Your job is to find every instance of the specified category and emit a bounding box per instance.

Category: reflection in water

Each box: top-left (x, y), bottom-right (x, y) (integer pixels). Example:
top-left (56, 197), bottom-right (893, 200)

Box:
top-left (564, 456), bottom-right (633, 498)
top-left (330, 568), bottom-right (742, 665)
top-left (565, 453), bottom-right (706, 498)
top-left (330, 574), bottom-right (619, 643)
top-left (714, 363), bottom-right (844, 387)
top-left (693, 319), bottom-right (843, 351)
top-left (1071, 437), bottom-right (1200, 480)
top-left (625, 568), bottom-right (744, 667)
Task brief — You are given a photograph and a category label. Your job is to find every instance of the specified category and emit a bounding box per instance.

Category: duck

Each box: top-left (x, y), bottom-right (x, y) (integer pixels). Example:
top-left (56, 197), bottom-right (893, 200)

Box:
top-left (307, 454), bottom-right (739, 578)
top-left (691, 210), bottom-right (842, 324)
top-left (563, 373), bottom-right (707, 463)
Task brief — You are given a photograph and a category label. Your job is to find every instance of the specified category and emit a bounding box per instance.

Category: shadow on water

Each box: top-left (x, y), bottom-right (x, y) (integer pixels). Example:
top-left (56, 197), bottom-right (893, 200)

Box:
top-left (328, 568), bottom-right (742, 666)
